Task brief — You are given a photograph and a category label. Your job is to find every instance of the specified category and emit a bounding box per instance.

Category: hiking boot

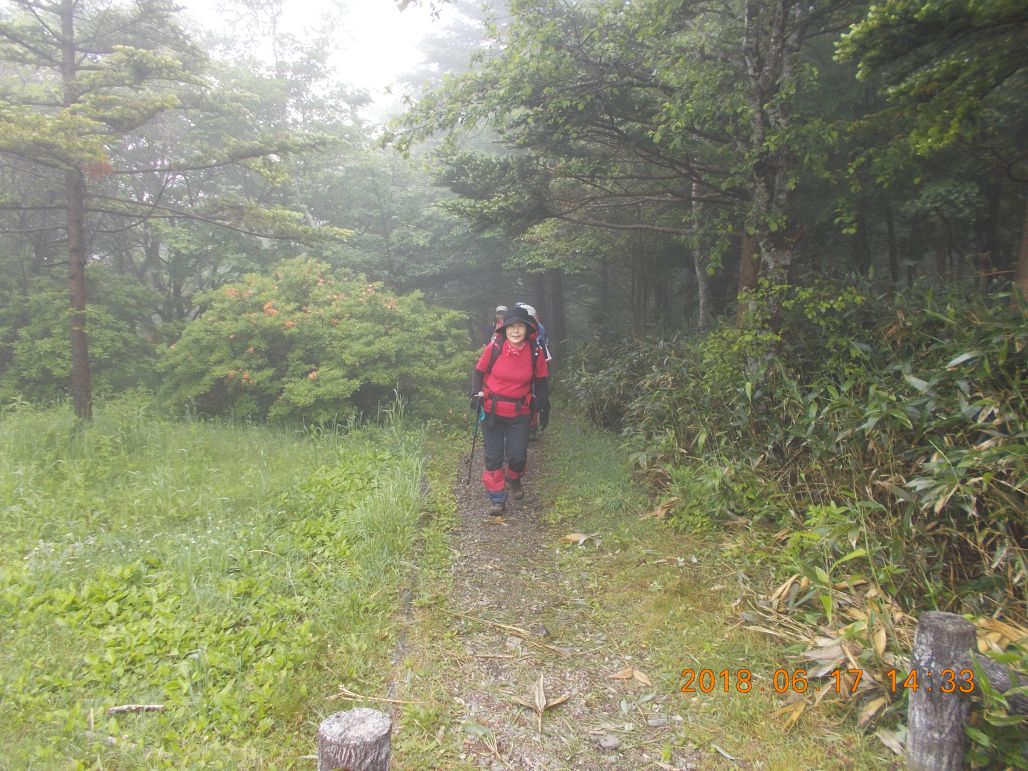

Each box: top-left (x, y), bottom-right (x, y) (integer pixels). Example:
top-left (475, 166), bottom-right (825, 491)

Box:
top-left (485, 501), bottom-right (506, 517)
top-left (507, 478), bottom-right (524, 500)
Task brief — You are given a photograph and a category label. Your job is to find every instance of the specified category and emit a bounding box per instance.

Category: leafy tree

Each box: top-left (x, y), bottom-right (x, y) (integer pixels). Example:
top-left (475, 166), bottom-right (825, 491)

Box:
top-left (0, 264), bottom-right (161, 402)
top-left (395, 0), bottom-right (863, 330)
top-left (0, 0), bottom-right (202, 416)
top-left (0, 0), bottom-right (338, 417)
top-left (158, 257), bottom-right (468, 421)
top-left (838, 0), bottom-right (1028, 297)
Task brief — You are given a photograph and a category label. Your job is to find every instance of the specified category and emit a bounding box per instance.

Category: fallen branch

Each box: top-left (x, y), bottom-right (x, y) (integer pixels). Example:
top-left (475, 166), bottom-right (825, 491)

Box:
top-left (712, 742), bottom-right (740, 762)
top-left (446, 610), bottom-right (572, 657)
top-left (326, 685), bottom-right (425, 706)
top-left (105, 704), bottom-right (164, 716)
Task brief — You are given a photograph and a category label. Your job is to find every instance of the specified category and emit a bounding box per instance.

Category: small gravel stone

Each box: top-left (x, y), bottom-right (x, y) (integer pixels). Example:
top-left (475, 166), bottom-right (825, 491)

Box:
top-left (598, 735), bottom-right (621, 750)
top-left (648, 716), bottom-right (671, 727)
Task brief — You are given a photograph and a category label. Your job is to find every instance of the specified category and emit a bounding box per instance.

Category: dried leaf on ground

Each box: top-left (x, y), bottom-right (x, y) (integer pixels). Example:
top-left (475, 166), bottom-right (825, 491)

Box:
top-left (609, 667), bottom-right (651, 686)
top-left (769, 574), bottom-right (799, 610)
top-left (873, 626), bottom-right (888, 657)
top-left (858, 696), bottom-right (889, 727)
top-left (642, 496), bottom-right (680, 520)
top-left (773, 699), bottom-right (806, 730)
top-left (974, 617), bottom-right (1028, 652)
top-left (511, 674), bottom-right (570, 735)
top-left (560, 532), bottom-right (598, 545)
top-left (876, 726), bottom-right (906, 756)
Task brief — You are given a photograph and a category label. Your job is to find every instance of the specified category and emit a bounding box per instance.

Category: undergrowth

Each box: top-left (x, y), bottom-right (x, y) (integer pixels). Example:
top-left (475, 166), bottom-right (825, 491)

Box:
top-left (563, 280), bottom-right (1027, 766)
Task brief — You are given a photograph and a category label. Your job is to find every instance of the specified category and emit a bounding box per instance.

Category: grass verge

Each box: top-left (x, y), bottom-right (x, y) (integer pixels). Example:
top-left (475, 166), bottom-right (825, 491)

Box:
top-left (536, 414), bottom-right (891, 770)
top-left (0, 397), bottom-right (429, 768)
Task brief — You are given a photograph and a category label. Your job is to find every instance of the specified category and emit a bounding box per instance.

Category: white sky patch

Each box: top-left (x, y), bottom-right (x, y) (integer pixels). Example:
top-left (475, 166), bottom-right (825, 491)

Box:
top-left (178, 0), bottom-right (437, 113)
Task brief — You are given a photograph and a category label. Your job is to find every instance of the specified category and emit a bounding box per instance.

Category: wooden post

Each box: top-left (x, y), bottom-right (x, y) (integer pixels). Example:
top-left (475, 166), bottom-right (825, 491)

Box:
top-left (317, 708), bottom-right (392, 771)
top-left (907, 612), bottom-right (975, 771)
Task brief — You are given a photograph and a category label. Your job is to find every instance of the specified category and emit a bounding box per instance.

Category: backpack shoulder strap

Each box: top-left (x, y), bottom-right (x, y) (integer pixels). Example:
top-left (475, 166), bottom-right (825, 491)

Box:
top-left (483, 337), bottom-right (540, 377)
top-left (483, 336), bottom-right (503, 375)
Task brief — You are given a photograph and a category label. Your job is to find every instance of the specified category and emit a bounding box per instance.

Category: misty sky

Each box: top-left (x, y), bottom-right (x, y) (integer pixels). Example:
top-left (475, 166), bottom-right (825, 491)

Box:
top-left (177, 0), bottom-right (441, 117)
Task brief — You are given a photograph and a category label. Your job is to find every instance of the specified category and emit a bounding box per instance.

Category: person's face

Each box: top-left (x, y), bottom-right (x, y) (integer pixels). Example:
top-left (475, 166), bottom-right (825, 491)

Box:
top-left (505, 322), bottom-right (527, 345)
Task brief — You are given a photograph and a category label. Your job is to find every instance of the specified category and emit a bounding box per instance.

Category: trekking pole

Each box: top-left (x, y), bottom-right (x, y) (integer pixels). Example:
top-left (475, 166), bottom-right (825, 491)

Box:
top-left (463, 409), bottom-right (481, 485)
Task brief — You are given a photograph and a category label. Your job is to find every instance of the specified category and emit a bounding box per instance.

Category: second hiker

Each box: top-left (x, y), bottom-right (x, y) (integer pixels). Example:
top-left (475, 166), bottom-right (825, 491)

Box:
top-left (471, 305), bottom-right (550, 517)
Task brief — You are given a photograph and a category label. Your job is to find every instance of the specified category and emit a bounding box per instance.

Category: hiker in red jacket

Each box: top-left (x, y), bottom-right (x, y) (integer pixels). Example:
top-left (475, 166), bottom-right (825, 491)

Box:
top-left (487, 304), bottom-right (508, 342)
top-left (470, 305), bottom-right (550, 517)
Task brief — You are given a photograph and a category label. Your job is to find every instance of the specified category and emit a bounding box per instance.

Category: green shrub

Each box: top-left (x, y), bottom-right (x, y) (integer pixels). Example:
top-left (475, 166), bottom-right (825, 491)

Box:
top-left (0, 266), bottom-right (161, 402)
top-left (157, 257), bottom-right (468, 421)
top-left (563, 281), bottom-right (1027, 617)
top-left (563, 282), bottom-right (1027, 764)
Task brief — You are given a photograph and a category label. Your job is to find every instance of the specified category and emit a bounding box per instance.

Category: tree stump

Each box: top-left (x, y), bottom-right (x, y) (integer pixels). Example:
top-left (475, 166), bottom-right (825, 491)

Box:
top-left (907, 611), bottom-right (975, 771)
top-left (317, 708), bottom-right (392, 771)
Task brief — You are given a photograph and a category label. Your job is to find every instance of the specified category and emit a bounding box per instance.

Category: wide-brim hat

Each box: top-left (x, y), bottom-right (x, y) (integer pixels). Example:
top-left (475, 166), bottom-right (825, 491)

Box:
top-left (498, 306), bottom-right (536, 332)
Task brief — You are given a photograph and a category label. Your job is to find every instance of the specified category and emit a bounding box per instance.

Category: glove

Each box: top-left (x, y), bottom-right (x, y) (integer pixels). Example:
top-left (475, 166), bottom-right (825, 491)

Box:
top-left (470, 392), bottom-right (484, 412)
top-left (537, 401), bottom-right (550, 430)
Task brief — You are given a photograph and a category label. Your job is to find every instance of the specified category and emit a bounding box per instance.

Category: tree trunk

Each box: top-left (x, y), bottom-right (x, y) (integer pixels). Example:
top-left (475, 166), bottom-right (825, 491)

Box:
top-left (736, 232), bottom-right (760, 308)
top-left (743, 0), bottom-right (808, 295)
top-left (691, 182), bottom-right (712, 330)
top-left (884, 201), bottom-right (899, 284)
top-left (653, 263), bottom-right (672, 326)
top-left (533, 272), bottom-right (547, 319)
top-left (66, 169), bottom-right (92, 419)
top-left (906, 219), bottom-right (921, 287)
top-left (1015, 197), bottom-right (1028, 307)
top-left (976, 178), bottom-right (1000, 288)
top-left (62, 0), bottom-right (92, 419)
top-left (934, 219), bottom-right (949, 280)
top-left (548, 269), bottom-right (566, 355)
top-left (852, 200), bottom-right (871, 275)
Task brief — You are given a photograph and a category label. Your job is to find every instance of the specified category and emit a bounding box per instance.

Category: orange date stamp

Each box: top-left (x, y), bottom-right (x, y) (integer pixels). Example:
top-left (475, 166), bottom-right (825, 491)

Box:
top-left (679, 668), bottom-right (976, 695)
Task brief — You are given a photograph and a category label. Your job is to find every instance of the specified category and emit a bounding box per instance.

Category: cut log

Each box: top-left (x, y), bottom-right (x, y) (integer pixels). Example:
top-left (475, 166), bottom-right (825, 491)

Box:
top-left (907, 612), bottom-right (976, 771)
top-left (317, 708), bottom-right (391, 771)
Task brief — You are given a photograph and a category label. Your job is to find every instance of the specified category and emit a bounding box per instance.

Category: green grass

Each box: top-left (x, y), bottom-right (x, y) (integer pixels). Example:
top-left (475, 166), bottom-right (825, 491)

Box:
top-left (0, 397), bottom-right (432, 769)
top-left (537, 414), bottom-right (891, 770)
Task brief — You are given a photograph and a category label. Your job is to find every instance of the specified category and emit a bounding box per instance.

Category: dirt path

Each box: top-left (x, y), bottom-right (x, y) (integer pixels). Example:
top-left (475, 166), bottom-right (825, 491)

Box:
top-left (389, 424), bottom-right (887, 770)
top-left (408, 441), bottom-right (698, 770)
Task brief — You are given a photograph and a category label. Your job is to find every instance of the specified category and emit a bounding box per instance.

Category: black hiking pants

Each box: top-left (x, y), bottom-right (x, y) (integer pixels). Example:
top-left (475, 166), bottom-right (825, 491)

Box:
top-left (482, 412), bottom-right (531, 472)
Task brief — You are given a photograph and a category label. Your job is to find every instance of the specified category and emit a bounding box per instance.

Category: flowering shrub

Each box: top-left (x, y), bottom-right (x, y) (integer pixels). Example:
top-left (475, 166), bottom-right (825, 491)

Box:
top-left (158, 257), bottom-right (467, 421)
